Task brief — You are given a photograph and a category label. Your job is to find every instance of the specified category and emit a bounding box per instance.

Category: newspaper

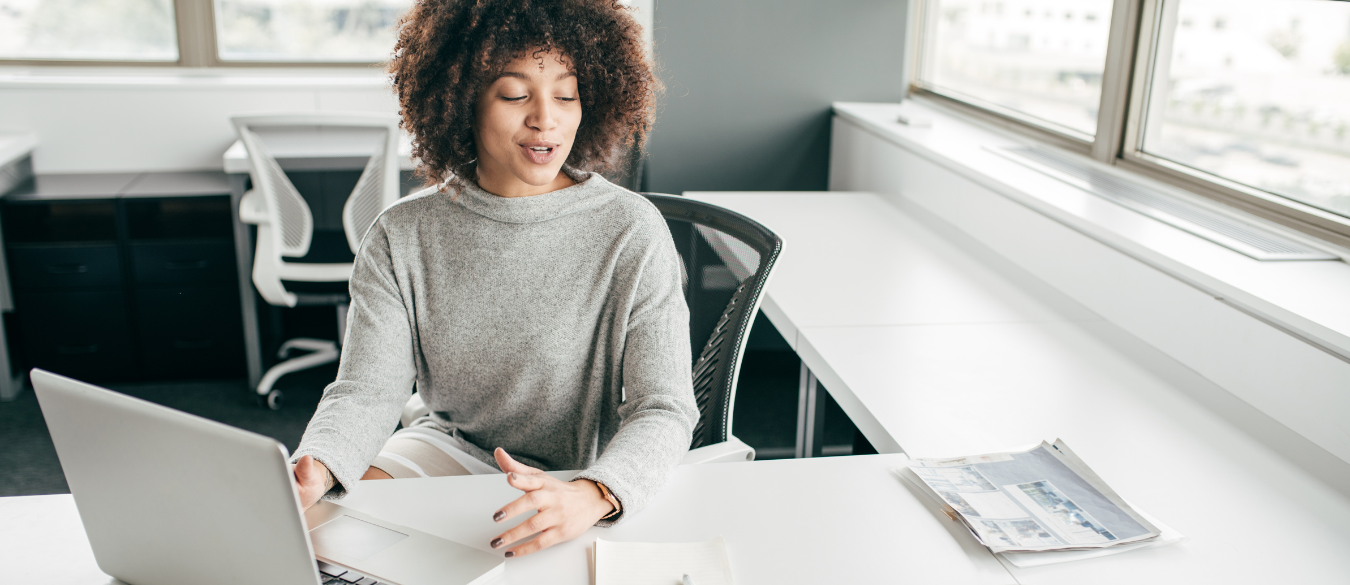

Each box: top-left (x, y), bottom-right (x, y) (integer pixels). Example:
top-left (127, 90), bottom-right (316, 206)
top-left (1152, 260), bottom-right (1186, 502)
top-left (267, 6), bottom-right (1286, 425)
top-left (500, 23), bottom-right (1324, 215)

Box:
top-left (895, 440), bottom-right (1160, 553)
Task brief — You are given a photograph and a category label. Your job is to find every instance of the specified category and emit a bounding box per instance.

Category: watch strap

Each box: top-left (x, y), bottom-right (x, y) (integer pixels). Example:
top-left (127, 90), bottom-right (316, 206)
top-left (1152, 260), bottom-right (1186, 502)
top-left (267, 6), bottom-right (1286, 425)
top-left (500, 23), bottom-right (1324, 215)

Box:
top-left (594, 481), bottom-right (622, 520)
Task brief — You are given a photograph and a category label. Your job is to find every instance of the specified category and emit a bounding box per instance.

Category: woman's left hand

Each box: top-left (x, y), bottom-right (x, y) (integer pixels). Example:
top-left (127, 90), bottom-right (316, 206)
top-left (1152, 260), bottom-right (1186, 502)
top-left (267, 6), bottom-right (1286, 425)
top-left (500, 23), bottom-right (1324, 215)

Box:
top-left (489, 447), bottom-right (615, 558)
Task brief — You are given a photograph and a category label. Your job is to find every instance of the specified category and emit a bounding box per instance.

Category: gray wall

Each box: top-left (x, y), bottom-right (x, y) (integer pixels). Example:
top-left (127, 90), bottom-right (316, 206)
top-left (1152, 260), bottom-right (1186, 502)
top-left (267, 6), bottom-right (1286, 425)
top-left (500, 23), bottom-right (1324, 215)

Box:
top-left (646, 0), bottom-right (909, 194)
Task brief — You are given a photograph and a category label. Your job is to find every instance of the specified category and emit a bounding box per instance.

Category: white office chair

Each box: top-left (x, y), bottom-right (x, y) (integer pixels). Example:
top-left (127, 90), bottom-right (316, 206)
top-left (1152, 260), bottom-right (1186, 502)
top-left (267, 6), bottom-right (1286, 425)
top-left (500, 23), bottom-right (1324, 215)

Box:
top-left (232, 113), bottom-right (402, 409)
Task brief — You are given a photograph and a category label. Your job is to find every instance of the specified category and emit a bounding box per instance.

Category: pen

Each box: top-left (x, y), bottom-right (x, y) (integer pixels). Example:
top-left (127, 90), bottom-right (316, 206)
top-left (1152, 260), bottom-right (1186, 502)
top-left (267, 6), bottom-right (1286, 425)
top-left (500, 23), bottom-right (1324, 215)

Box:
top-left (682, 574), bottom-right (697, 585)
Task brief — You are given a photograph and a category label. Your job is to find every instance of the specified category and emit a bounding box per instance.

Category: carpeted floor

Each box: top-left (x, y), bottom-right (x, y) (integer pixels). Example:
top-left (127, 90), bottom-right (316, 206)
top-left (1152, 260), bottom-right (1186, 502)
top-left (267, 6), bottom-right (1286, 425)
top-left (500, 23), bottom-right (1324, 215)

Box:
top-left (0, 364), bottom-right (336, 497)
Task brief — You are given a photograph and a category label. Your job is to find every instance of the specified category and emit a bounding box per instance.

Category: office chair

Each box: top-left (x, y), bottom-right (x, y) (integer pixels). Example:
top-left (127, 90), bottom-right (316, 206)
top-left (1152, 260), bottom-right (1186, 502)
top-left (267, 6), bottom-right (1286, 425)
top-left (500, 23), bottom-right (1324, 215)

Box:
top-left (400, 193), bottom-right (783, 464)
top-left (232, 113), bottom-right (402, 409)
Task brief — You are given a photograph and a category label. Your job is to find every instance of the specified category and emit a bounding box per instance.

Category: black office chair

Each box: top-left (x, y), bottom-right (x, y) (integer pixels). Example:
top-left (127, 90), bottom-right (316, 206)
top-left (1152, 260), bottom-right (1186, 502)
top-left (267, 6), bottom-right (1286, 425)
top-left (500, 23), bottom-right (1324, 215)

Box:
top-left (400, 193), bottom-right (782, 463)
top-left (643, 193), bottom-right (783, 462)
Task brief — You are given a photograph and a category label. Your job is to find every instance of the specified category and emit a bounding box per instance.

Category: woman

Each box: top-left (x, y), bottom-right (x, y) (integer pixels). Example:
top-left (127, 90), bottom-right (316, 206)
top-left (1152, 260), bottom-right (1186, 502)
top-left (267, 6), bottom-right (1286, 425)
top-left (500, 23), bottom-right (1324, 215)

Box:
top-left (289, 0), bottom-right (696, 559)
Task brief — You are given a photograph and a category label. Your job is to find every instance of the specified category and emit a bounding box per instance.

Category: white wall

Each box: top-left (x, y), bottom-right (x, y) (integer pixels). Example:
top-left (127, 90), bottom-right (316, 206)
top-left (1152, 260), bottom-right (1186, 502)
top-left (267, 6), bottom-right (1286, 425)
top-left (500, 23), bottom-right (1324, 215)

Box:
top-left (0, 69), bottom-right (398, 173)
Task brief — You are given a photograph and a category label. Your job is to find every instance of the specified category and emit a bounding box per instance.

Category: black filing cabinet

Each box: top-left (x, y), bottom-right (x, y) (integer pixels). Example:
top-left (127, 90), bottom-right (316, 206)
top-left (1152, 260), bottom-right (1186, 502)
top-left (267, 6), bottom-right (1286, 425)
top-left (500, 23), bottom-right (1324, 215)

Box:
top-left (2, 172), bottom-right (245, 383)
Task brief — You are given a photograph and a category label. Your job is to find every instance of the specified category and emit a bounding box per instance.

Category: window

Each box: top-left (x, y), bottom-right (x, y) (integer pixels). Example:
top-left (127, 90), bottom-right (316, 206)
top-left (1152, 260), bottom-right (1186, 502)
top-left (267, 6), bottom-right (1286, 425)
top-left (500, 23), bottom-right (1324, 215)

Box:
top-left (0, 0), bottom-right (179, 61)
top-left (0, 0), bottom-right (414, 65)
top-left (1133, 0), bottom-right (1350, 220)
top-left (214, 0), bottom-right (412, 62)
top-left (917, 0), bottom-right (1116, 138)
top-left (914, 0), bottom-right (1350, 245)
top-left (0, 0), bottom-right (652, 66)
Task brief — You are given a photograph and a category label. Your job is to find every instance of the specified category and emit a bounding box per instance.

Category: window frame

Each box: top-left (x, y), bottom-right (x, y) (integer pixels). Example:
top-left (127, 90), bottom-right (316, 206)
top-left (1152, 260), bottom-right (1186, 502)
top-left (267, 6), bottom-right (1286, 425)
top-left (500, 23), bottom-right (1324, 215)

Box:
top-left (908, 0), bottom-right (1350, 249)
top-left (0, 0), bottom-right (394, 68)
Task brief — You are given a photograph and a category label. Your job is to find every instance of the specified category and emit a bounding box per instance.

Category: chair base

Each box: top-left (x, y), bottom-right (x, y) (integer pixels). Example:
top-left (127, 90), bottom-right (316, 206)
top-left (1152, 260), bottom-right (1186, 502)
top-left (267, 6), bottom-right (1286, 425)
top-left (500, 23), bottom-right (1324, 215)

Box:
top-left (256, 337), bottom-right (339, 410)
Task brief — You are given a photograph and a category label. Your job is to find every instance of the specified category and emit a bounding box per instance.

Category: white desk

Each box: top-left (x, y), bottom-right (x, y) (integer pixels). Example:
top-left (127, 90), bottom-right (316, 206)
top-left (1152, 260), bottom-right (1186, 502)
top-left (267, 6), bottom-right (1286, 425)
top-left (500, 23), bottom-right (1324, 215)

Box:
top-left (689, 192), bottom-right (1350, 584)
top-left (5, 455), bottom-right (1020, 585)
top-left (688, 192), bottom-right (1088, 351)
top-left (690, 191), bottom-right (1095, 456)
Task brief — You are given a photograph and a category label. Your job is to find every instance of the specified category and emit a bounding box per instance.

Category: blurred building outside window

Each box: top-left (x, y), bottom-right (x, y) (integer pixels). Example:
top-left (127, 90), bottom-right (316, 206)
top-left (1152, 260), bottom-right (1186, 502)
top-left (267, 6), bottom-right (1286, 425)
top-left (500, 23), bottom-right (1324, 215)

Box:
top-left (918, 0), bottom-right (1115, 138)
top-left (1141, 0), bottom-right (1350, 220)
top-left (214, 0), bottom-right (412, 62)
top-left (0, 0), bottom-right (178, 61)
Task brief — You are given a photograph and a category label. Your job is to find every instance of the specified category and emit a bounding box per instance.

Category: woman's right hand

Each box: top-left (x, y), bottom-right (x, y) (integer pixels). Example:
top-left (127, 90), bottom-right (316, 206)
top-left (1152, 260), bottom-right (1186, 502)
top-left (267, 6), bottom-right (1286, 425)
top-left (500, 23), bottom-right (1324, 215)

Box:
top-left (293, 455), bottom-right (334, 509)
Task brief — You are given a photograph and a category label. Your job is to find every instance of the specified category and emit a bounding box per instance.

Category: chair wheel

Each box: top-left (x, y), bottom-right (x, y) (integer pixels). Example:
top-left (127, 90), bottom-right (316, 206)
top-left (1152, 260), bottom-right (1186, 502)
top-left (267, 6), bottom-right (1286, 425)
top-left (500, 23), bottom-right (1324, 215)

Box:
top-left (258, 389), bottom-right (284, 410)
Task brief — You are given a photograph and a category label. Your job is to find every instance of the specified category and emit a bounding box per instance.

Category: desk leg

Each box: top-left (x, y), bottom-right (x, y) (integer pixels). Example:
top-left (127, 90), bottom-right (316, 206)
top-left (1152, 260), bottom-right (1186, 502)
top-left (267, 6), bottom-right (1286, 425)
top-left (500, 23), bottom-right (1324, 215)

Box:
top-left (795, 361), bottom-right (827, 458)
top-left (0, 215), bottom-right (20, 401)
top-left (229, 174), bottom-right (263, 392)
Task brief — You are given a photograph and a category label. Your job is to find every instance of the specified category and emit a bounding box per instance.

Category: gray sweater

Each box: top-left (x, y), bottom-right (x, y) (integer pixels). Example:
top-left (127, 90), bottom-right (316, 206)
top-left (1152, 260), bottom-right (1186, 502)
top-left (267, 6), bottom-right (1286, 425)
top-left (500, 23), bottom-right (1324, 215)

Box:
top-left (292, 172), bottom-right (698, 522)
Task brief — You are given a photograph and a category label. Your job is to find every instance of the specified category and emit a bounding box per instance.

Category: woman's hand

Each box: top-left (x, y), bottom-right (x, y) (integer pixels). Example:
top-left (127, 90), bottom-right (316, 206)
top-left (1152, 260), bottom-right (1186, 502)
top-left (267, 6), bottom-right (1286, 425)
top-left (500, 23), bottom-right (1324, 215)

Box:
top-left (489, 448), bottom-right (614, 558)
top-left (292, 454), bottom-right (334, 510)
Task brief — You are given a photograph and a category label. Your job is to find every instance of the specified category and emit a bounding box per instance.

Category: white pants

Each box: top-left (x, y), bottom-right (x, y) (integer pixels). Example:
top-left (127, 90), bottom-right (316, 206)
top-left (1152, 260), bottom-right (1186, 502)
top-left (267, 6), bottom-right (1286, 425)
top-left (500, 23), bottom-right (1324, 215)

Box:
top-left (368, 427), bottom-right (501, 479)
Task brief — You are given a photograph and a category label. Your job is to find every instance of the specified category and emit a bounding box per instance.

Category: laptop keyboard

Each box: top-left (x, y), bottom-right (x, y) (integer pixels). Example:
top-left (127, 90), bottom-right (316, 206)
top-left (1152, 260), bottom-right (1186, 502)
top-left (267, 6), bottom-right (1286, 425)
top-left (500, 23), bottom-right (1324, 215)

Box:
top-left (318, 560), bottom-right (392, 585)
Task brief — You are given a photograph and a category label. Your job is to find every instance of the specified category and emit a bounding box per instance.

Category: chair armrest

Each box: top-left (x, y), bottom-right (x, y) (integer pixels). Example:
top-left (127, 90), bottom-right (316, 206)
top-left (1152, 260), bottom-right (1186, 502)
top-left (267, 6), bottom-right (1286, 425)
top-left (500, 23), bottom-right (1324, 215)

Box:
top-left (681, 435), bottom-right (756, 465)
top-left (401, 392), bottom-right (429, 428)
top-left (239, 189), bottom-right (269, 225)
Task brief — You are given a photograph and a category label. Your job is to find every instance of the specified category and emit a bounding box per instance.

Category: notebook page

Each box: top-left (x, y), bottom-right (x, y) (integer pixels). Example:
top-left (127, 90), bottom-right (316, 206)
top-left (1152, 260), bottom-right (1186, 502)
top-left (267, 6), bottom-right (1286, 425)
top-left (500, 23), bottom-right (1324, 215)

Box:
top-left (594, 537), bottom-right (734, 585)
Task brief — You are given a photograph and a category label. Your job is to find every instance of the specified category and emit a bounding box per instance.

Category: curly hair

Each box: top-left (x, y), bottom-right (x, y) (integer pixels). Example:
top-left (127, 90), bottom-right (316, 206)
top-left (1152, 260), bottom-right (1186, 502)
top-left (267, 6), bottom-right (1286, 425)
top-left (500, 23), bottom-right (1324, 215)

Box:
top-left (389, 0), bottom-right (658, 190)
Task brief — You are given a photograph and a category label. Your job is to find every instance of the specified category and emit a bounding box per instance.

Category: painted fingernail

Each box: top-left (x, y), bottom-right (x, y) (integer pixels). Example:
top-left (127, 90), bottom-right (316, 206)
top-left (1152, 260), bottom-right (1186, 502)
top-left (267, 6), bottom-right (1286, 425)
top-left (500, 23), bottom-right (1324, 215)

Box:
top-left (504, 551), bottom-right (515, 558)
top-left (490, 538), bottom-right (504, 549)
top-left (493, 510), bottom-right (505, 522)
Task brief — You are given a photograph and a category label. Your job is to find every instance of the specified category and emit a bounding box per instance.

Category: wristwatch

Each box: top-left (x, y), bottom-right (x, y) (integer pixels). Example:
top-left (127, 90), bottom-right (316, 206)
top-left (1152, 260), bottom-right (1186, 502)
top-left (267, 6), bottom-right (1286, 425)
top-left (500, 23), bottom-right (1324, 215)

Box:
top-left (593, 481), bottom-right (622, 520)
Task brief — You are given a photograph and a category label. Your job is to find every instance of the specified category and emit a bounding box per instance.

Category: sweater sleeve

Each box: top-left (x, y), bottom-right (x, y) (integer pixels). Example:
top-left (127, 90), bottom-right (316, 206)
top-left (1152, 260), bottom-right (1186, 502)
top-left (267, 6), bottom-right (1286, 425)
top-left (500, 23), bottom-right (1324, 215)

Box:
top-left (291, 219), bottom-right (417, 498)
top-left (573, 213), bottom-right (699, 525)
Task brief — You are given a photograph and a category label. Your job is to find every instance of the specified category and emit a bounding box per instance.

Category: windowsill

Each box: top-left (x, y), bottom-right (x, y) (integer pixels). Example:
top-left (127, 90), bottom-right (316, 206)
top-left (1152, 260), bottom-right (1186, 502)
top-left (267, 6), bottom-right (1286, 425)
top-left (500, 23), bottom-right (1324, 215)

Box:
top-left (832, 99), bottom-right (1350, 362)
top-left (0, 66), bottom-right (391, 90)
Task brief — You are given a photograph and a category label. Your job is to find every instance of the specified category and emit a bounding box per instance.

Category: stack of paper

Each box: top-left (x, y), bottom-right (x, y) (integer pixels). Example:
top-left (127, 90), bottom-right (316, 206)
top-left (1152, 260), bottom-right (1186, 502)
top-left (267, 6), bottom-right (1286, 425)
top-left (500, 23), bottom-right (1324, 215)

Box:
top-left (593, 536), bottom-right (734, 585)
top-left (894, 440), bottom-right (1185, 565)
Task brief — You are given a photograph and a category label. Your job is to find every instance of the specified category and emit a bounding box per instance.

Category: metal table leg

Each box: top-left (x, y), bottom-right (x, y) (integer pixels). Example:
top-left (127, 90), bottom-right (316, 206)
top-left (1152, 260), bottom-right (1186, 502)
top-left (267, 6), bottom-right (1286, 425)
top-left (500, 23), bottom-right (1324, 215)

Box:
top-left (229, 174), bottom-right (263, 392)
top-left (795, 360), bottom-right (827, 458)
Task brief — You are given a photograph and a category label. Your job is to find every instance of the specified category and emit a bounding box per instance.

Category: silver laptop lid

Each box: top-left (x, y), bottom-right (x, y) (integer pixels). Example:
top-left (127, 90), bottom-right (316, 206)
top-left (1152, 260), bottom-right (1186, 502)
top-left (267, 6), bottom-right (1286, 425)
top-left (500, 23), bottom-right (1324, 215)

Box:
top-left (32, 369), bottom-right (321, 585)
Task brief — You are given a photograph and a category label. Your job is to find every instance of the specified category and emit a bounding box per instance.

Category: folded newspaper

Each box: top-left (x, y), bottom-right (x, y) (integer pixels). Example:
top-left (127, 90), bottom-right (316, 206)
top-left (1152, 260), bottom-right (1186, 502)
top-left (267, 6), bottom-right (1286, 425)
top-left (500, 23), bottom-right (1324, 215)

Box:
top-left (895, 440), bottom-right (1160, 553)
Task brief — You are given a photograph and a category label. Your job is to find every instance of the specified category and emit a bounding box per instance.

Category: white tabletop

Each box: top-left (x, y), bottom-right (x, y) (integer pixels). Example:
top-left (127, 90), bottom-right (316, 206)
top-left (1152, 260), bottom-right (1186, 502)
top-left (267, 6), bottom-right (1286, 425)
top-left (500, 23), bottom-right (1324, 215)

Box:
top-left (685, 192), bottom-right (1088, 351)
top-left (222, 128), bottom-right (415, 174)
top-left (803, 322), bottom-right (1350, 584)
top-left (5, 455), bottom-right (1020, 585)
top-left (688, 191), bottom-right (1350, 584)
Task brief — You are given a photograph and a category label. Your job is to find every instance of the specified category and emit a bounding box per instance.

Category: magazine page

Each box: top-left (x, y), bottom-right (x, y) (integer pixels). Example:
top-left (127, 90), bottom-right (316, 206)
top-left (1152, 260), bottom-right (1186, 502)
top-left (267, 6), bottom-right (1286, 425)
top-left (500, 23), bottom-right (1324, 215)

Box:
top-left (1043, 439), bottom-right (1159, 536)
top-left (903, 441), bottom-right (1160, 553)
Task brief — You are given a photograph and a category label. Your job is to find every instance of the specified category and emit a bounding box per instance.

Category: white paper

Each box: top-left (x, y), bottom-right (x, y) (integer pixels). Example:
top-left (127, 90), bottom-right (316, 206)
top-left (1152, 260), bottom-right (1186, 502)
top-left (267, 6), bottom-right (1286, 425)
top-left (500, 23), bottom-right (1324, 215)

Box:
top-left (594, 536), bottom-right (734, 585)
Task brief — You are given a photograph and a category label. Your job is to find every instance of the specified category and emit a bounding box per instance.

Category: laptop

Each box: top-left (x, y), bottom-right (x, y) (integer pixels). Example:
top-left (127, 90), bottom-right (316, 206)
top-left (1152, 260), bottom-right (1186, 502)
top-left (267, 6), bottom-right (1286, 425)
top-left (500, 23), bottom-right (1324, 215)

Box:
top-left (31, 368), bottom-right (504, 585)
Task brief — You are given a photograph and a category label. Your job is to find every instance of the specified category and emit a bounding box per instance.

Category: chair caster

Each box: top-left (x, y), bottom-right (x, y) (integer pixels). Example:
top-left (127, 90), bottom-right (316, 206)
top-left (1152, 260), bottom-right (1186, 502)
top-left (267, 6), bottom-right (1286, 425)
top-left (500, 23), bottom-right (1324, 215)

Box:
top-left (257, 389), bottom-right (284, 410)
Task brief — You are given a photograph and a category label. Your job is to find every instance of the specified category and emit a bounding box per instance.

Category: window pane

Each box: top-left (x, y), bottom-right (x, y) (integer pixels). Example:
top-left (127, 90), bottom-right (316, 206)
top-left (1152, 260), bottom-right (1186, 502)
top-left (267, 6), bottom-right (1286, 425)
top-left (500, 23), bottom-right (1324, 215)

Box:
top-left (920, 0), bottom-right (1114, 137)
top-left (1141, 0), bottom-right (1350, 220)
top-left (0, 0), bottom-right (177, 61)
top-left (215, 0), bottom-right (412, 62)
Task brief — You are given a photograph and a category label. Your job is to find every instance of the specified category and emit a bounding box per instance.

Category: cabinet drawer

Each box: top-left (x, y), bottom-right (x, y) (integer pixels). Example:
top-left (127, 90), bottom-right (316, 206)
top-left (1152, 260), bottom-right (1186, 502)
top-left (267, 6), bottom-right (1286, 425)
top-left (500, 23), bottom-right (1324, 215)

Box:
top-left (135, 287), bottom-right (244, 380)
top-left (8, 245), bottom-right (122, 289)
top-left (15, 290), bottom-right (134, 382)
top-left (131, 241), bottom-right (236, 286)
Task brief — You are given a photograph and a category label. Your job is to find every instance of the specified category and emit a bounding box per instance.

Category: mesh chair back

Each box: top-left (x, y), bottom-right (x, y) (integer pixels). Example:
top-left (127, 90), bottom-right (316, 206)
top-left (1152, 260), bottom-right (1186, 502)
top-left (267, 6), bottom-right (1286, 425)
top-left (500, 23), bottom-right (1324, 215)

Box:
top-left (344, 144), bottom-right (395, 253)
top-left (643, 194), bottom-right (783, 449)
top-left (236, 127), bottom-right (314, 258)
top-left (231, 113), bottom-right (402, 260)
